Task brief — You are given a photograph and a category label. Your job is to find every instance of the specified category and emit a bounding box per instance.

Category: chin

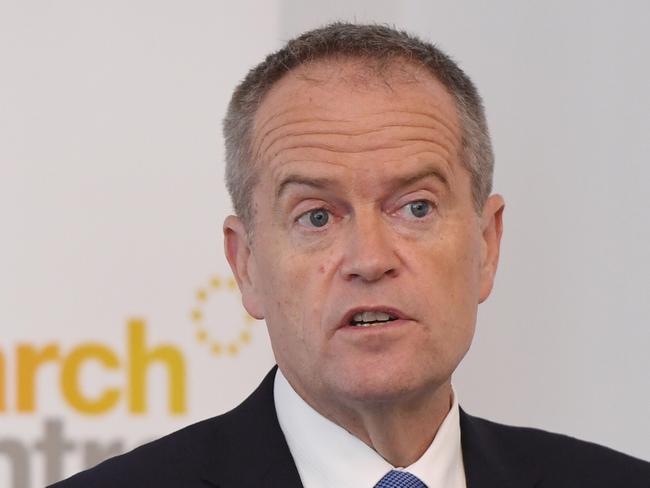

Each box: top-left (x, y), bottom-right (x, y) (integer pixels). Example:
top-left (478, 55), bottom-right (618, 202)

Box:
top-left (325, 362), bottom-right (445, 405)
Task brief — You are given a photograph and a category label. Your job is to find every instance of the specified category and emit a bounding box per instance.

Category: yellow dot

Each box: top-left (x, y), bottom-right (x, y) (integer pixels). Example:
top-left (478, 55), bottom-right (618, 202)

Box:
top-left (240, 330), bottom-right (251, 343)
top-left (211, 342), bottom-right (223, 355)
top-left (227, 343), bottom-right (239, 355)
top-left (197, 329), bottom-right (208, 342)
top-left (227, 277), bottom-right (237, 290)
top-left (244, 313), bottom-right (255, 324)
top-left (191, 309), bottom-right (202, 322)
top-left (196, 289), bottom-right (207, 301)
top-left (210, 276), bottom-right (221, 289)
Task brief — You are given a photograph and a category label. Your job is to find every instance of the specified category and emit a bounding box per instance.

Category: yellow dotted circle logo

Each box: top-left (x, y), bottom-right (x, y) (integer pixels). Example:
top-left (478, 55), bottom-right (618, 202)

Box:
top-left (190, 274), bottom-right (256, 357)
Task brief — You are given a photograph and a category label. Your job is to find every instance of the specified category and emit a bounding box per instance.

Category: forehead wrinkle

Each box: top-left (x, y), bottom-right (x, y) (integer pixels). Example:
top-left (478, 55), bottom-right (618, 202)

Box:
top-left (253, 112), bottom-right (351, 158)
top-left (257, 122), bottom-right (384, 161)
top-left (271, 142), bottom-right (418, 157)
top-left (254, 105), bottom-right (312, 137)
top-left (258, 124), bottom-right (458, 164)
top-left (261, 117), bottom-right (460, 167)
top-left (268, 146), bottom-right (457, 199)
top-left (264, 132), bottom-right (456, 167)
top-left (374, 124), bottom-right (457, 155)
top-left (384, 109), bottom-right (461, 147)
top-left (259, 125), bottom-right (436, 162)
top-left (255, 107), bottom-right (461, 167)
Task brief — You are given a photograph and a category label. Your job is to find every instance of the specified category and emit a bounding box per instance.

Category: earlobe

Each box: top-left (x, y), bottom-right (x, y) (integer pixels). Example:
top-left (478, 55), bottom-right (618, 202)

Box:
top-left (478, 195), bottom-right (505, 303)
top-left (223, 216), bottom-right (265, 319)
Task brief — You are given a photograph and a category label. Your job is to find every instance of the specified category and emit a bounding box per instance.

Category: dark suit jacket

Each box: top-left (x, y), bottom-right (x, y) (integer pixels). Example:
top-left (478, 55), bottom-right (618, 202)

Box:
top-left (49, 368), bottom-right (650, 487)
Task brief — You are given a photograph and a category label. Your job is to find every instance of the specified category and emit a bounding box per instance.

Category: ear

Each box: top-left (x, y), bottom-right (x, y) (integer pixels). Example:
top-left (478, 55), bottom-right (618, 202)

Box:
top-left (223, 215), bottom-right (265, 319)
top-left (478, 194), bottom-right (505, 303)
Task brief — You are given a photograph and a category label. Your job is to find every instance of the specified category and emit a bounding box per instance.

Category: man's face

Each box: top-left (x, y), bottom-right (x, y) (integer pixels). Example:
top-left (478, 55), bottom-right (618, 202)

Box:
top-left (225, 59), bottom-right (503, 410)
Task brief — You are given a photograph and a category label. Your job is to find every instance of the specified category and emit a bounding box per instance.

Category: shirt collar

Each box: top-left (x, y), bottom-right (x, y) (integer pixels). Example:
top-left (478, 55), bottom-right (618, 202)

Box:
top-left (274, 369), bottom-right (466, 488)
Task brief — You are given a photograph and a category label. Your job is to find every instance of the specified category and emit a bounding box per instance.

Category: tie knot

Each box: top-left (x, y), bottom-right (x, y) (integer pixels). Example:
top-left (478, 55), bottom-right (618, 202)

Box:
top-left (374, 469), bottom-right (428, 488)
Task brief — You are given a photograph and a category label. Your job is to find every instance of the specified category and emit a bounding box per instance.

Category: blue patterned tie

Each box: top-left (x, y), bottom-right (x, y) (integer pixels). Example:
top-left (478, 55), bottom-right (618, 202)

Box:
top-left (374, 470), bottom-right (428, 488)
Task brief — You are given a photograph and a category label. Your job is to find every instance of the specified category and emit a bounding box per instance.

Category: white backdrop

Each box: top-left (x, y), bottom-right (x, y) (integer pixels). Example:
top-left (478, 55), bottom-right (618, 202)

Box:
top-left (1, 1), bottom-right (649, 486)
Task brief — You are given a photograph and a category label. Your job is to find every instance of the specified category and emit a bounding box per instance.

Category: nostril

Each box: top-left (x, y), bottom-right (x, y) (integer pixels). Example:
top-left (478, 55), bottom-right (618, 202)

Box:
top-left (341, 258), bottom-right (399, 281)
top-left (385, 267), bottom-right (398, 278)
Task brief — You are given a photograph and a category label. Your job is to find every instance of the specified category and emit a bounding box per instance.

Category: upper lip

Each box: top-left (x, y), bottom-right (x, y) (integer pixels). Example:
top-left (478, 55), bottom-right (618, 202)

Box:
top-left (339, 306), bottom-right (410, 328)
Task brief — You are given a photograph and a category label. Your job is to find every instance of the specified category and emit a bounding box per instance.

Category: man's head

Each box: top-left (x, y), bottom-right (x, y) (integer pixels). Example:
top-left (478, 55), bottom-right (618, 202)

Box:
top-left (224, 22), bottom-right (494, 229)
top-left (223, 23), bottom-right (504, 414)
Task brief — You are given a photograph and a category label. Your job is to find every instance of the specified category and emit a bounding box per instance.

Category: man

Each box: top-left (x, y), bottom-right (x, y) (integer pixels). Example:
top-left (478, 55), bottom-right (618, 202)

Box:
top-left (51, 23), bottom-right (650, 488)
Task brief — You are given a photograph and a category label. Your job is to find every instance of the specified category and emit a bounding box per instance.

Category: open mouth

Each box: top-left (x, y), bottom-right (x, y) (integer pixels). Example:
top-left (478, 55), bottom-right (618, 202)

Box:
top-left (349, 311), bottom-right (398, 327)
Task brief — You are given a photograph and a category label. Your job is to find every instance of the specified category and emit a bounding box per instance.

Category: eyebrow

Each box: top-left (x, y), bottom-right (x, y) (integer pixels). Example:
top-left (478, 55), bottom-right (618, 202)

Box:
top-left (276, 175), bottom-right (339, 200)
top-left (275, 165), bottom-right (449, 200)
top-left (392, 166), bottom-right (449, 191)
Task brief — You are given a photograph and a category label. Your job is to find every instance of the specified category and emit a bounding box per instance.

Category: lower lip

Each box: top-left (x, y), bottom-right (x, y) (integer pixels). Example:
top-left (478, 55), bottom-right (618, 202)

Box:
top-left (341, 318), bottom-right (411, 331)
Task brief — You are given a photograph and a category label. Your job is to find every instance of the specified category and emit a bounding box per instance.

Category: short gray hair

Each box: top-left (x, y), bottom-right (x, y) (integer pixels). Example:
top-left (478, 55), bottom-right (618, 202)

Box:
top-left (223, 22), bottom-right (494, 226)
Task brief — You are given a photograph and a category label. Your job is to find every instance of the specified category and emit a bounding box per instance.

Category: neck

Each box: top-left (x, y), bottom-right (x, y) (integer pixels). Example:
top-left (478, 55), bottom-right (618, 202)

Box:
top-left (288, 374), bottom-right (453, 467)
top-left (346, 385), bottom-right (453, 466)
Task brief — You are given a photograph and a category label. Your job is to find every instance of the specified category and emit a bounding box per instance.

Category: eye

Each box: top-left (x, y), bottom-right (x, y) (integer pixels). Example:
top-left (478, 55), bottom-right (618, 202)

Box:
top-left (297, 208), bottom-right (331, 228)
top-left (399, 200), bottom-right (433, 219)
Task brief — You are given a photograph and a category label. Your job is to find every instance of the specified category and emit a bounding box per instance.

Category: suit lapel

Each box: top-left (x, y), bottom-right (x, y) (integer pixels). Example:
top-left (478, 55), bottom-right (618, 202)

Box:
top-left (460, 408), bottom-right (541, 488)
top-left (199, 367), bottom-right (303, 488)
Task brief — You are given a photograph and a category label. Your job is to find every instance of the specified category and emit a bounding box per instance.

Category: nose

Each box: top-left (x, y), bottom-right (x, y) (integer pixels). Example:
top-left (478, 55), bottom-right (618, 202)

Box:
top-left (339, 210), bottom-right (400, 282)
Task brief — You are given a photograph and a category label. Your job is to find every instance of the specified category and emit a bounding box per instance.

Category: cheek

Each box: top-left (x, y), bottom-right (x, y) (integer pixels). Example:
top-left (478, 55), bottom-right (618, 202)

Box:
top-left (256, 248), bottom-right (330, 344)
top-left (411, 226), bottom-right (482, 314)
top-left (413, 234), bottom-right (479, 369)
top-left (442, 221), bottom-right (482, 283)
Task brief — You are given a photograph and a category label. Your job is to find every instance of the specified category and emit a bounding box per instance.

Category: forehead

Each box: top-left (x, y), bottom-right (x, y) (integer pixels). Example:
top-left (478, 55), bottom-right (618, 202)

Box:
top-left (254, 57), bottom-right (460, 136)
top-left (250, 57), bottom-right (463, 191)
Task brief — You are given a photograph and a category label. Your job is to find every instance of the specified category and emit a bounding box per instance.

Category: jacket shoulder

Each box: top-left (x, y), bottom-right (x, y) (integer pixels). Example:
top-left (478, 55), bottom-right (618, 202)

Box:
top-left (463, 412), bottom-right (650, 487)
top-left (48, 368), bottom-right (295, 488)
top-left (47, 414), bottom-right (227, 488)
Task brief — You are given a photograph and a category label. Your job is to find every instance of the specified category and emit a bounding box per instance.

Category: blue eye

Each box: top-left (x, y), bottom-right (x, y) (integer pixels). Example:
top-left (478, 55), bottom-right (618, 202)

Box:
top-left (402, 200), bottom-right (432, 219)
top-left (298, 208), bottom-right (330, 228)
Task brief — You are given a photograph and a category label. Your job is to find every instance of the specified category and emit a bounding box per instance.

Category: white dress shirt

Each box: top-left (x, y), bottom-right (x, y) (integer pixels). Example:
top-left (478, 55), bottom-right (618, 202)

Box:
top-left (274, 369), bottom-right (467, 488)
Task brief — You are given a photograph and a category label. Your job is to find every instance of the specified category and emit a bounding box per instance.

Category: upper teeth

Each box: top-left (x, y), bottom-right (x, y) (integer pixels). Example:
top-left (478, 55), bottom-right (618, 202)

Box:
top-left (351, 311), bottom-right (395, 324)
